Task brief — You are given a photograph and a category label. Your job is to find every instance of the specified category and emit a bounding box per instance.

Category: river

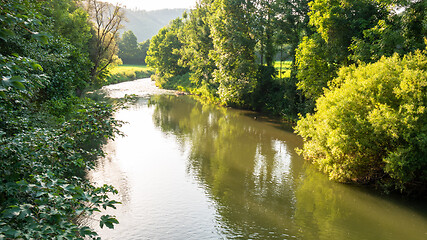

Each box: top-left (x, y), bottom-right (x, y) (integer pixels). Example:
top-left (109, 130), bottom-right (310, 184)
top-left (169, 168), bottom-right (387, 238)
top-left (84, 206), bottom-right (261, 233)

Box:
top-left (87, 78), bottom-right (427, 240)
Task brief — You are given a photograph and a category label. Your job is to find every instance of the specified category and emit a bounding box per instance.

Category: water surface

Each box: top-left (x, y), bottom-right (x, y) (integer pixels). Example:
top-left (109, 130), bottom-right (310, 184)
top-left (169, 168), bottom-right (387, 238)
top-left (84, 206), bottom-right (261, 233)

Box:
top-left (89, 94), bottom-right (427, 240)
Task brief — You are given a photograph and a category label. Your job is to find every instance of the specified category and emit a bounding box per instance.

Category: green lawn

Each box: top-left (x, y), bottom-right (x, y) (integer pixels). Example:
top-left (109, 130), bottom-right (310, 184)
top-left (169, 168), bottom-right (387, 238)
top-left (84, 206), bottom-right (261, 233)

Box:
top-left (109, 64), bottom-right (152, 75)
top-left (274, 61), bottom-right (292, 78)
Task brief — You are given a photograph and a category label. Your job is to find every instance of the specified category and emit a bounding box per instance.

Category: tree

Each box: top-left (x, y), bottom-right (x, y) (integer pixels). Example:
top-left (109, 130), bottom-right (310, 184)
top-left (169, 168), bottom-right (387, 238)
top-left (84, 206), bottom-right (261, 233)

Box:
top-left (295, 34), bottom-right (338, 100)
top-left (138, 39), bottom-right (150, 64)
top-left (209, 0), bottom-right (258, 106)
top-left (179, 0), bottom-right (217, 97)
top-left (295, 49), bottom-right (427, 193)
top-left (295, 0), bottom-right (389, 102)
top-left (146, 18), bottom-right (187, 86)
top-left (118, 30), bottom-right (139, 64)
top-left (86, 0), bottom-right (124, 83)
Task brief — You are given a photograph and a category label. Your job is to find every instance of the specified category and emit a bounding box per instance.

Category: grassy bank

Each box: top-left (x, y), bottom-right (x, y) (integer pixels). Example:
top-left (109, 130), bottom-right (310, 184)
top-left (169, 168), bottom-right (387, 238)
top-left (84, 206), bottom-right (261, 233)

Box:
top-left (274, 61), bottom-right (292, 78)
top-left (106, 65), bottom-right (155, 85)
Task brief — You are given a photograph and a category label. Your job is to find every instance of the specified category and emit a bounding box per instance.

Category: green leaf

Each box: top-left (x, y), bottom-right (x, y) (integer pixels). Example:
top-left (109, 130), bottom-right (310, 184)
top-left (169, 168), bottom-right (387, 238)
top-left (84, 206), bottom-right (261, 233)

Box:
top-left (2, 76), bottom-right (26, 91)
top-left (100, 215), bottom-right (119, 229)
top-left (30, 62), bottom-right (43, 71)
top-left (11, 81), bottom-right (25, 90)
top-left (79, 226), bottom-right (97, 237)
top-left (32, 33), bottom-right (49, 44)
top-left (3, 228), bottom-right (20, 238)
top-left (0, 29), bottom-right (15, 41)
top-left (2, 206), bottom-right (20, 218)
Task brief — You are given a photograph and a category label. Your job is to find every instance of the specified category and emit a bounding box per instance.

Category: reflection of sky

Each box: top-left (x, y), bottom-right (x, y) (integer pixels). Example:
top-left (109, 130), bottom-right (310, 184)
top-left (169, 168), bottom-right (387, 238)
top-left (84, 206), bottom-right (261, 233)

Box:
top-left (272, 140), bottom-right (291, 184)
top-left (252, 140), bottom-right (293, 199)
top-left (88, 101), bottom-right (219, 239)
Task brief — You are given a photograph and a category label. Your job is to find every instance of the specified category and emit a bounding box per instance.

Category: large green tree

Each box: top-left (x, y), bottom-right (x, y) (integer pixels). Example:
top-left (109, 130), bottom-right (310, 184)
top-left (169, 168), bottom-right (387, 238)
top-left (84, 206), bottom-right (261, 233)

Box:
top-left (118, 30), bottom-right (139, 64)
top-left (209, 0), bottom-right (258, 106)
top-left (0, 0), bottom-right (120, 238)
top-left (146, 18), bottom-right (187, 86)
top-left (179, 0), bottom-right (218, 98)
top-left (296, 0), bottom-right (388, 101)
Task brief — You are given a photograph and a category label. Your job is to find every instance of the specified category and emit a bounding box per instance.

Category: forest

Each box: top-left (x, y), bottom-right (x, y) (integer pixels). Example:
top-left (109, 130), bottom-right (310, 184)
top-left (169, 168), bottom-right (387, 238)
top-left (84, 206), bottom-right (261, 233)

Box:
top-left (146, 0), bottom-right (427, 195)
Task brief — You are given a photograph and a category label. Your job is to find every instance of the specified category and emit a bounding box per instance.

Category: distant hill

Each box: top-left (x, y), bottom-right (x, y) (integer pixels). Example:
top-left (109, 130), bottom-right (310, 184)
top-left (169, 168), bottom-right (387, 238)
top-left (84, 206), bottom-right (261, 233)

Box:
top-left (121, 8), bottom-right (188, 42)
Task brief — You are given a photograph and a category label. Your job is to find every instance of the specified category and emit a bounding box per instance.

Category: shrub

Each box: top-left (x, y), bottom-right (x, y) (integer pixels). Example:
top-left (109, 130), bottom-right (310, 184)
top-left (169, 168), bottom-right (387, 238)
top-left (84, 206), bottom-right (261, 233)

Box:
top-left (295, 50), bottom-right (427, 194)
top-left (0, 97), bottom-right (122, 239)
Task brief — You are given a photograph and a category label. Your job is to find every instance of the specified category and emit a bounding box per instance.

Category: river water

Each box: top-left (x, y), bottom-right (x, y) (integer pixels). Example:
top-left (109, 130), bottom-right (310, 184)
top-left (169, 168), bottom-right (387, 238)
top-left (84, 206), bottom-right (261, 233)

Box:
top-left (88, 79), bottom-right (427, 240)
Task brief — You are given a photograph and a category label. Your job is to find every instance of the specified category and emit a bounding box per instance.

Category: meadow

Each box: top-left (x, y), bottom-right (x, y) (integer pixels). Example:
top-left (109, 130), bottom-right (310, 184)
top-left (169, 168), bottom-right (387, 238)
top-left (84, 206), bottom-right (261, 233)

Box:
top-left (106, 64), bottom-right (155, 85)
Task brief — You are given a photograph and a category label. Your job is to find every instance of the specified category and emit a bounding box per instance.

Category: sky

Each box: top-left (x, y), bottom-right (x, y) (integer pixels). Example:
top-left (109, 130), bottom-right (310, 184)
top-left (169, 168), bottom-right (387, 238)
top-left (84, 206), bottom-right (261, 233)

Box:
top-left (101, 0), bottom-right (197, 11)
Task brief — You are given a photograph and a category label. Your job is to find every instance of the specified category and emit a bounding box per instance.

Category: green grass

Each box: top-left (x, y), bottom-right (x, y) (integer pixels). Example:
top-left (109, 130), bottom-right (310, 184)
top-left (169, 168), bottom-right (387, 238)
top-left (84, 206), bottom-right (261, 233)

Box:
top-left (273, 61), bottom-right (292, 78)
top-left (105, 64), bottom-right (155, 85)
top-left (109, 64), bottom-right (152, 75)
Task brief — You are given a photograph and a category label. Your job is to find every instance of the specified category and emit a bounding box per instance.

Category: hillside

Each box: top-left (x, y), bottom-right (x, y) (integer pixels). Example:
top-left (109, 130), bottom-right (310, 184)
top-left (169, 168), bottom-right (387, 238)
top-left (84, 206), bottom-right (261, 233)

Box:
top-left (122, 8), bottom-right (188, 42)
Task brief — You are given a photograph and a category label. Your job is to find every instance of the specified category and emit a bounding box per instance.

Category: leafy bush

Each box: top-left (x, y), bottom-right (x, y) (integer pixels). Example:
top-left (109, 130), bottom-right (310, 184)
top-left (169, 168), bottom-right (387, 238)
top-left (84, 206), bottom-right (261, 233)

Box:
top-left (295, 50), bottom-right (427, 194)
top-left (0, 97), bottom-right (122, 239)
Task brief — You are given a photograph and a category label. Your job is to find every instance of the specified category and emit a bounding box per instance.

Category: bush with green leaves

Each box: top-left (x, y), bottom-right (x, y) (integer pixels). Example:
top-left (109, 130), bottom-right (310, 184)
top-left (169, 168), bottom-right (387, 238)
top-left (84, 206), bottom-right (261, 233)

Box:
top-left (0, 96), bottom-right (122, 239)
top-left (295, 49), bottom-right (427, 194)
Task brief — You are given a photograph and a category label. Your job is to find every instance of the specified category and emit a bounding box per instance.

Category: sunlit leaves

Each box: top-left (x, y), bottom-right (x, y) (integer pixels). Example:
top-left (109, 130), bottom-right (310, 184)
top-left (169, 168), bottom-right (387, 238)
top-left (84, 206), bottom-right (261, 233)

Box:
top-left (295, 50), bottom-right (427, 193)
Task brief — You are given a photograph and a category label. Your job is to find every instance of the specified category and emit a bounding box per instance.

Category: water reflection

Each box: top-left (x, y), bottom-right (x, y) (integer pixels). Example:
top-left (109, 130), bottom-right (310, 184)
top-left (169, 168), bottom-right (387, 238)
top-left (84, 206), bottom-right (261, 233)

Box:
top-left (90, 95), bottom-right (427, 240)
top-left (150, 95), bottom-right (427, 240)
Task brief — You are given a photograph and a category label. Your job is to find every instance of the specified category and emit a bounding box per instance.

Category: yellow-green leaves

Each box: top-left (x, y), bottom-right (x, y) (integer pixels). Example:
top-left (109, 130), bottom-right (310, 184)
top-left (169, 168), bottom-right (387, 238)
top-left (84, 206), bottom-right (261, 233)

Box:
top-left (295, 51), bottom-right (427, 193)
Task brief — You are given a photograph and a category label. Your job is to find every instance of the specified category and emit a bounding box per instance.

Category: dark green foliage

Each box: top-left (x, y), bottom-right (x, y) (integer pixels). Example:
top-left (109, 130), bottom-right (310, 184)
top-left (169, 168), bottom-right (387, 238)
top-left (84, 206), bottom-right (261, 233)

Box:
top-left (117, 31), bottom-right (151, 65)
top-left (138, 39), bottom-right (150, 64)
top-left (0, 96), bottom-right (122, 239)
top-left (118, 30), bottom-right (143, 64)
top-left (1, 0), bottom-right (122, 238)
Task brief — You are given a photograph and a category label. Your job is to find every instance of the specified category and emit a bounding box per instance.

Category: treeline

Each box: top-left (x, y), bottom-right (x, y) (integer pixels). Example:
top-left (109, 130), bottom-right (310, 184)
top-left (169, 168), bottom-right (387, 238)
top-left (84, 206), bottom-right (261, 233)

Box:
top-left (0, 0), bottom-right (125, 238)
top-left (147, 0), bottom-right (426, 195)
top-left (117, 30), bottom-right (150, 65)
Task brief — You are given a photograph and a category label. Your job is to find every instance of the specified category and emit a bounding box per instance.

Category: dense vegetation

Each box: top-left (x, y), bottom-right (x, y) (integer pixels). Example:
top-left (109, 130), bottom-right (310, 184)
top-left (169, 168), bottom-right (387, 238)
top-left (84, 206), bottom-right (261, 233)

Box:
top-left (1, 0), bottom-right (125, 238)
top-left (147, 0), bottom-right (426, 194)
top-left (117, 30), bottom-right (150, 65)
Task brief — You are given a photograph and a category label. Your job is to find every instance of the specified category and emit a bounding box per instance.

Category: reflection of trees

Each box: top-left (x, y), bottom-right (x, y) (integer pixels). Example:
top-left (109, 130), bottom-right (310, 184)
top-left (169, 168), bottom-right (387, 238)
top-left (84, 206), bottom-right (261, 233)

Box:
top-left (151, 95), bottom-right (305, 238)
top-left (150, 95), bottom-right (427, 240)
top-left (295, 166), bottom-right (427, 240)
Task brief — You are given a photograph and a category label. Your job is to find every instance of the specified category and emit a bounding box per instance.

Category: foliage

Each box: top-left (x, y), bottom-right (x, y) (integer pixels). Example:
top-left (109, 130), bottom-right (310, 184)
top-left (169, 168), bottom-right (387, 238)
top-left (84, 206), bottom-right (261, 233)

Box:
top-left (146, 18), bottom-right (188, 85)
top-left (0, 0), bottom-right (124, 238)
top-left (0, 96), bottom-right (122, 239)
top-left (117, 30), bottom-right (148, 65)
top-left (137, 39), bottom-right (150, 64)
top-left (295, 34), bottom-right (338, 100)
top-left (295, 50), bottom-right (427, 194)
top-left (209, 0), bottom-right (258, 107)
top-left (86, 0), bottom-right (125, 83)
top-left (179, 1), bottom-right (217, 98)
